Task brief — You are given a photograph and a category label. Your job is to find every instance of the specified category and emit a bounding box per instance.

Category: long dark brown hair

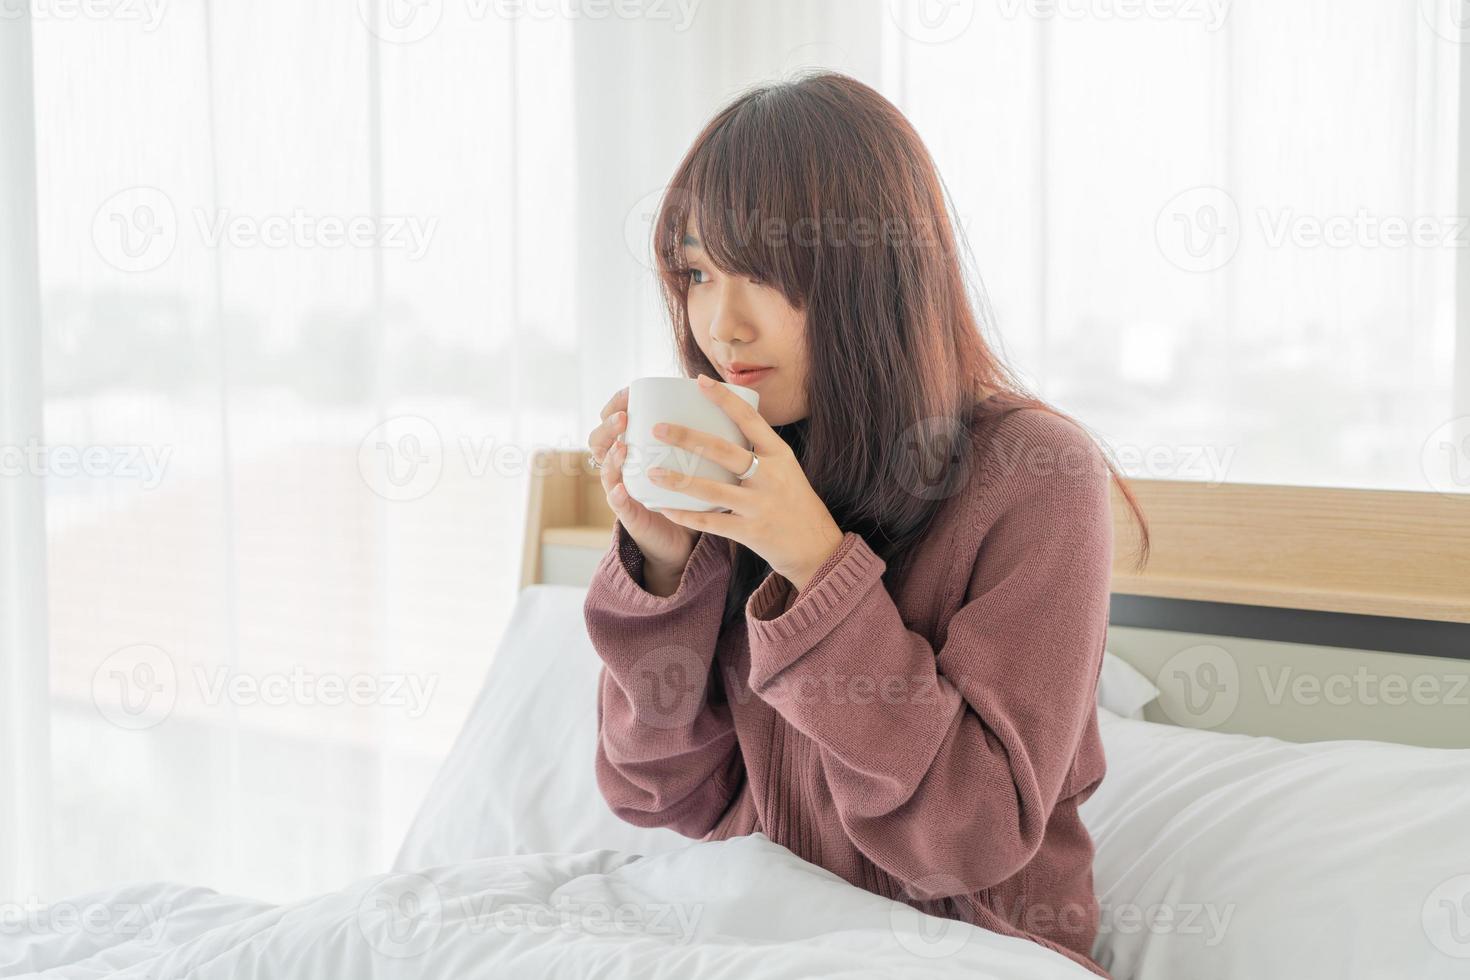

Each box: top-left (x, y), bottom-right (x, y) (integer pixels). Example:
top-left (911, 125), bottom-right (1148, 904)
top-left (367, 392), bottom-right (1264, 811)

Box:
top-left (647, 71), bottom-right (1150, 629)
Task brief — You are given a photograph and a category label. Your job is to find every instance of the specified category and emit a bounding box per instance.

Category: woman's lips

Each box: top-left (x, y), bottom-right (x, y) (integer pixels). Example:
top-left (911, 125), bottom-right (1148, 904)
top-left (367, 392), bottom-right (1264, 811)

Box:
top-left (725, 366), bottom-right (774, 386)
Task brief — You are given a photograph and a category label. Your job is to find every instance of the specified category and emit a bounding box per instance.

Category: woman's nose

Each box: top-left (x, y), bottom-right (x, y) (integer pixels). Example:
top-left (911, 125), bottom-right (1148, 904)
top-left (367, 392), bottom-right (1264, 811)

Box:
top-left (709, 297), bottom-right (756, 346)
top-left (710, 319), bottom-right (746, 347)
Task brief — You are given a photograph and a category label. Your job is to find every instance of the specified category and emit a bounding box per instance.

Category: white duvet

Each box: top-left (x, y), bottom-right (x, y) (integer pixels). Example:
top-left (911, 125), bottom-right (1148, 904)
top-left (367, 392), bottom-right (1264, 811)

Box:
top-left (2, 832), bottom-right (1097, 979)
top-left (15, 584), bottom-right (1469, 980)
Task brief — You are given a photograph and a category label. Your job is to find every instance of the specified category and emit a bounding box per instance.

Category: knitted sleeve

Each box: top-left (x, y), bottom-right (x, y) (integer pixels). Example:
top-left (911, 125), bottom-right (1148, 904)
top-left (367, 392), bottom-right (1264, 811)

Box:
top-left (583, 520), bottom-right (745, 839)
top-left (741, 416), bottom-right (1113, 899)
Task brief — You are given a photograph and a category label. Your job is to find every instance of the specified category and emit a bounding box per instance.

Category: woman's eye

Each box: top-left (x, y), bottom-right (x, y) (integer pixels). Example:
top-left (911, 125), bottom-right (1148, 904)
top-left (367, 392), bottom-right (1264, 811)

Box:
top-left (686, 267), bottom-right (708, 286)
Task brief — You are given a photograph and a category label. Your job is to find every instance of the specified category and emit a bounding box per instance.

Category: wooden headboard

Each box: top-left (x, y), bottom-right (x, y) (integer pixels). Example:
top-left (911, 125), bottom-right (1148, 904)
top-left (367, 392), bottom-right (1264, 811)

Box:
top-left (519, 450), bottom-right (619, 591)
top-left (521, 449), bottom-right (1470, 748)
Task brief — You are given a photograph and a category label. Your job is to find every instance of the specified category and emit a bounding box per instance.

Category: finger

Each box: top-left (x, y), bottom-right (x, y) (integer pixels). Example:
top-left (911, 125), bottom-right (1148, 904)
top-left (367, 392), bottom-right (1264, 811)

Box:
top-left (655, 506), bottom-right (740, 539)
top-left (651, 421), bottom-right (751, 477)
top-left (696, 374), bottom-right (786, 456)
top-left (606, 478), bottom-right (649, 526)
top-left (587, 410), bottom-right (627, 462)
top-left (600, 441), bottom-right (650, 521)
top-left (599, 437), bottom-right (627, 496)
top-left (599, 387), bottom-right (630, 422)
top-left (648, 467), bottom-right (751, 513)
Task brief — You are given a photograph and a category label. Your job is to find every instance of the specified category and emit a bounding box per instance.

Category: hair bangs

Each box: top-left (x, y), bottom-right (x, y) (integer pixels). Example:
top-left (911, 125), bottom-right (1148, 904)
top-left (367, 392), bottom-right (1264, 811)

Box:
top-left (653, 103), bottom-right (814, 313)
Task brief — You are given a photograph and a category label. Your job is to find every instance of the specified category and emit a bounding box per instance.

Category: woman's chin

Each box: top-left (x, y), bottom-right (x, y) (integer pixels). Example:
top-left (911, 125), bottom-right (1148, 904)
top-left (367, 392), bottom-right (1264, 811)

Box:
top-left (763, 406), bottom-right (806, 428)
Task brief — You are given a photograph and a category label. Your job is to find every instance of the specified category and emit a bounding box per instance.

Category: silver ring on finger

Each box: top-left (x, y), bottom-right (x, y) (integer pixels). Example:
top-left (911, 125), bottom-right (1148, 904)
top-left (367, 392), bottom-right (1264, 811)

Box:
top-left (736, 451), bottom-right (760, 482)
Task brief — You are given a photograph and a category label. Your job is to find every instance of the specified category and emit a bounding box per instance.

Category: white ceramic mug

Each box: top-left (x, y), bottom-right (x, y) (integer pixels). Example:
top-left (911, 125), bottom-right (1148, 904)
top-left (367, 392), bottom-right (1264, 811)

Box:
top-left (620, 376), bottom-right (761, 513)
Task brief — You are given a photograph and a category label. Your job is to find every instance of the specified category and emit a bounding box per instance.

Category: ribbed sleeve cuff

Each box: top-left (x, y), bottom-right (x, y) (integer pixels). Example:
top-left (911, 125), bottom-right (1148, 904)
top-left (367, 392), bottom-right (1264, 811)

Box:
top-left (743, 531), bottom-right (886, 689)
top-left (598, 519), bottom-right (732, 613)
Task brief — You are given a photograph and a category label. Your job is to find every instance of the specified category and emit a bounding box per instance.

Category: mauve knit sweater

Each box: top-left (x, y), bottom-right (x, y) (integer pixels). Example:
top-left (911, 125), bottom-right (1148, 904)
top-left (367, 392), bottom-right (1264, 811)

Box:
top-left (583, 406), bottom-right (1114, 978)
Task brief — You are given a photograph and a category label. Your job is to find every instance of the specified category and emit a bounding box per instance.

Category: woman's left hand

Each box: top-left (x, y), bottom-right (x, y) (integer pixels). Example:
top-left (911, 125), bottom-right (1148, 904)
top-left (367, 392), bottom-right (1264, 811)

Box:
top-left (647, 373), bottom-right (845, 593)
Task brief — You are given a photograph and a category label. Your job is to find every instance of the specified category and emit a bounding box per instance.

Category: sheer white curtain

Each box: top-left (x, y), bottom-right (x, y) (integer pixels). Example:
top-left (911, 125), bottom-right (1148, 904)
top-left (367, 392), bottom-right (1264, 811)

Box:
top-left (11, 0), bottom-right (589, 904)
top-left (0, 0), bottom-right (883, 904)
top-left (886, 0), bottom-right (1464, 491)
top-left (2, 0), bottom-right (1462, 907)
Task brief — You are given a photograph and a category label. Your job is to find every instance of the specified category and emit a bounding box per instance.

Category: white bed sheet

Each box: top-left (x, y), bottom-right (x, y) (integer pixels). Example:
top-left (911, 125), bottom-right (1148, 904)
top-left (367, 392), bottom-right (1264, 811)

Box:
top-left (16, 584), bottom-right (1469, 980)
top-left (1085, 707), bottom-right (1470, 979)
top-left (2, 833), bottom-right (1098, 979)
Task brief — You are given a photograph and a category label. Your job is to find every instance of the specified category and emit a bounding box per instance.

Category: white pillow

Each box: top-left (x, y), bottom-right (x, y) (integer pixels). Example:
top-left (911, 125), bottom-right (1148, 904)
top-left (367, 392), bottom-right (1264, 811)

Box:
top-left (1083, 707), bottom-right (1470, 979)
top-left (394, 585), bottom-right (686, 870)
top-left (405, 584), bottom-right (1470, 978)
top-left (396, 583), bottom-right (1164, 869)
top-left (1097, 648), bottom-right (1160, 719)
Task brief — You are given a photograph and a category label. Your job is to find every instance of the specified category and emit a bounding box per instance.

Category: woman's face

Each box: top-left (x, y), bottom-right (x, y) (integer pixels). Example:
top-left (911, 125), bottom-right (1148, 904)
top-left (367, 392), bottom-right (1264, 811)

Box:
top-left (681, 216), bottom-right (809, 426)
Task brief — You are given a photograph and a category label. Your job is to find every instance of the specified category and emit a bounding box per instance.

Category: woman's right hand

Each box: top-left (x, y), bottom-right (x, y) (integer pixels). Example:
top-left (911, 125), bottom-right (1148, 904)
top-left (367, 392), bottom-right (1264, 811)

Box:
top-left (589, 387), bottom-right (698, 589)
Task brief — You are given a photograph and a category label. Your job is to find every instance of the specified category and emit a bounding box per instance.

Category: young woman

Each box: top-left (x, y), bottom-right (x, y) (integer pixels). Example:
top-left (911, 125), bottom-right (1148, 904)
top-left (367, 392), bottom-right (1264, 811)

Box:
top-left (582, 71), bottom-right (1147, 979)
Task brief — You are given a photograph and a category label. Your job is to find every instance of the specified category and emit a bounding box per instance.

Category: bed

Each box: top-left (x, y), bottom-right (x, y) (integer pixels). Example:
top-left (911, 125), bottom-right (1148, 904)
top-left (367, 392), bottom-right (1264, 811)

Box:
top-left (6, 454), bottom-right (1468, 979)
